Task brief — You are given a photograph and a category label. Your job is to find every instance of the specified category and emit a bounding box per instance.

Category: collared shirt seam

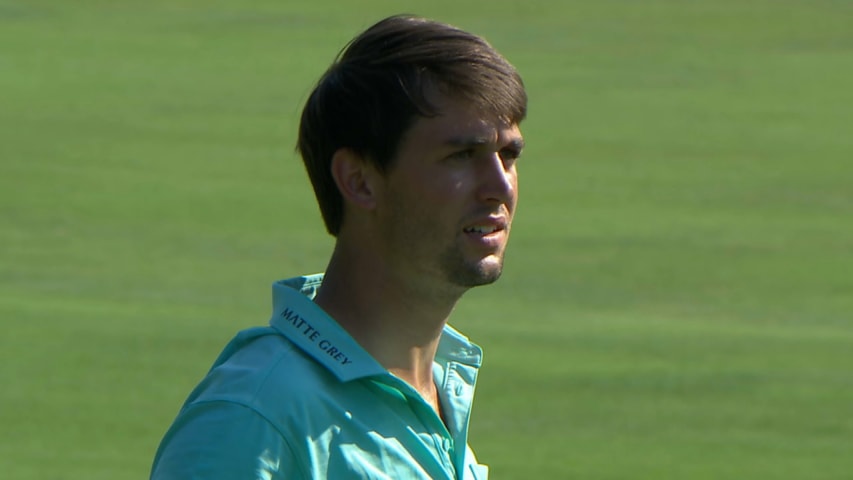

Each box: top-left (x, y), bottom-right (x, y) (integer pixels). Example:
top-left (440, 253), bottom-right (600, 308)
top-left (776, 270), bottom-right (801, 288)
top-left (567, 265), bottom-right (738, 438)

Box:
top-left (247, 339), bottom-right (302, 400)
top-left (185, 399), bottom-right (308, 479)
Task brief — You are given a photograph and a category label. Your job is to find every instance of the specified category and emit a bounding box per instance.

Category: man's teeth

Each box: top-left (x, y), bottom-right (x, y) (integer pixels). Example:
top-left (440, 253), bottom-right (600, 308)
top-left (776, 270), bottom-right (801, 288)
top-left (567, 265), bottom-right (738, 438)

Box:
top-left (465, 226), bottom-right (498, 234)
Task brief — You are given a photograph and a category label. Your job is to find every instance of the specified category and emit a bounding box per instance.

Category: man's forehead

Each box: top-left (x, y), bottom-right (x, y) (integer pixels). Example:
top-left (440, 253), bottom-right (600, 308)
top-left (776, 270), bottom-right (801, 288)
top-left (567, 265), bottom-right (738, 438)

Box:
top-left (418, 100), bottom-right (521, 138)
top-left (441, 124), bottom-right (524, 150)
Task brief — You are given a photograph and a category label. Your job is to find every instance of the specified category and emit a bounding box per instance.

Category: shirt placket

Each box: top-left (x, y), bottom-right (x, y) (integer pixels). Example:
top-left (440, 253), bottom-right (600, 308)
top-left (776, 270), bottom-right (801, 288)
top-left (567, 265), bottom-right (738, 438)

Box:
top-left (370, 375), bottom-right (458, 479)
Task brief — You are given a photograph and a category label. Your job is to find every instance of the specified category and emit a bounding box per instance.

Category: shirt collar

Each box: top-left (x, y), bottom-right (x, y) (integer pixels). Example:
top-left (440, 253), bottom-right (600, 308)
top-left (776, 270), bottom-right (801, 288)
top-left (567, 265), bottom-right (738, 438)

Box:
top-left (436, 324), bottom-right (483, 368)
top-left (270, 274), bottom-right (385, 382)
top-left (269, 274), bottom-right (483, 381)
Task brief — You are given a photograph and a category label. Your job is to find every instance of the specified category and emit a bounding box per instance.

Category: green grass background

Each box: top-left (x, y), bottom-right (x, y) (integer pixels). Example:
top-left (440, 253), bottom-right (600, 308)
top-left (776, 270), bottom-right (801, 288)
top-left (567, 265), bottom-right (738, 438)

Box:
top-left (2, 0), bottom-right (852, 478)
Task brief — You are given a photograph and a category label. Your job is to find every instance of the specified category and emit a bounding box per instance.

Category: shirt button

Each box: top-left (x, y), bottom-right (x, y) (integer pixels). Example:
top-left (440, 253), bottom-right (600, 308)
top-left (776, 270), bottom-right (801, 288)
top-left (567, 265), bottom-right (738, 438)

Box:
top-left (443, 438), bottom-right (452, 451)
top-left (454, 384), bottom-right (464, 396)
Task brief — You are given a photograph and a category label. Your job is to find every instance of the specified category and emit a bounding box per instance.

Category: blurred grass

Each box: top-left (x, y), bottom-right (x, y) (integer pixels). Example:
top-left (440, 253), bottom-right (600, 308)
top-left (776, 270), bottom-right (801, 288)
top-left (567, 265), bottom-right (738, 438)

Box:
top-left (2, 0), bottom-right (852, 478)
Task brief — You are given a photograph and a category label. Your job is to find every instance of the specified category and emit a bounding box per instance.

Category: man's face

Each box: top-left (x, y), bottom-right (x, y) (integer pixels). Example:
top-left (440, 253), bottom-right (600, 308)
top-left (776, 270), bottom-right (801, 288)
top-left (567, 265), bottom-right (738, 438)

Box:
top-left (373, 96), bottom-right (523, 293)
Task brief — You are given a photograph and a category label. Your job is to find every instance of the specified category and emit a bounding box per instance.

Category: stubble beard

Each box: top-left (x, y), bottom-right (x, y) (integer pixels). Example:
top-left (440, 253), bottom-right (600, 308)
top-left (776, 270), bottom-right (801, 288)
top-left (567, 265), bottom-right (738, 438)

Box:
top-left (439, 244), bottom-right (505, 288)
top-left (383, 191), bottom-right (509, 292)
top-left (386, 222), bottom-right (506, 292)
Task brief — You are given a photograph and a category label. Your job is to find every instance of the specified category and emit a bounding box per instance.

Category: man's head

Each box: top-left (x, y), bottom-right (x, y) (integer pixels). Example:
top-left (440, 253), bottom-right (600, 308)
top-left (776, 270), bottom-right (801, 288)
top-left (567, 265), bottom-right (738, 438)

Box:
top-left (297, 14), bottom-right (527, 236)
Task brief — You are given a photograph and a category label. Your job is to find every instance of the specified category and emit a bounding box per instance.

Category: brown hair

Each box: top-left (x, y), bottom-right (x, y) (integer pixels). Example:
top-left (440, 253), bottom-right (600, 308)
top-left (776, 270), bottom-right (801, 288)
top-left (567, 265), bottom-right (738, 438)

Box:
top-left (297, 14), bottom-right (527, 235)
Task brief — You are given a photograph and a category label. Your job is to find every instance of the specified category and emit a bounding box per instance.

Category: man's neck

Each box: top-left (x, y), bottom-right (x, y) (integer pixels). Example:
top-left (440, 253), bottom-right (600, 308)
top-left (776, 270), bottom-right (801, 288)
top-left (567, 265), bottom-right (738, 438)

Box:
top-left (313, 244), bottom-right (464, 407)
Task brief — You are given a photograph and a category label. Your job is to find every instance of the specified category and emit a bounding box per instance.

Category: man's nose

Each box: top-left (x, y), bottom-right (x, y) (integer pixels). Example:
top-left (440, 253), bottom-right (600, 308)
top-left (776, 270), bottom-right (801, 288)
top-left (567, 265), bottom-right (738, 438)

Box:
top-left (476, 153), bottom-right (516, 206)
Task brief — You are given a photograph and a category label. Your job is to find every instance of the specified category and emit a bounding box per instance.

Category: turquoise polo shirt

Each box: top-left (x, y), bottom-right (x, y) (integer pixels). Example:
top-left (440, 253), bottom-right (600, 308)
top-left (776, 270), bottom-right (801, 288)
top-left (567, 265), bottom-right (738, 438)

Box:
top-left (151, 274), bottom-right (489, 480)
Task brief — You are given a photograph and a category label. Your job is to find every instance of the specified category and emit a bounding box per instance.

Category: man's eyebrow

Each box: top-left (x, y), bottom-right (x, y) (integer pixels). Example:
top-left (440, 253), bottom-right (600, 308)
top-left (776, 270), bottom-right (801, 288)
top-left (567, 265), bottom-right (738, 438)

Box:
top-left (444, 136), bottom-right (525, 150)
top-left (444, 135), bottom-right (491, 147)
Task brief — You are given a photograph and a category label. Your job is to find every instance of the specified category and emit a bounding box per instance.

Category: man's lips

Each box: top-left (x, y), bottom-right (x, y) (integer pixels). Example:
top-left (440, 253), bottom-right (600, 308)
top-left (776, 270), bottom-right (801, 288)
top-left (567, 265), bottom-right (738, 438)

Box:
top-left (462, 217), bottom-right (508, 236)
top-left (463, 225), bottom-right (501, 235)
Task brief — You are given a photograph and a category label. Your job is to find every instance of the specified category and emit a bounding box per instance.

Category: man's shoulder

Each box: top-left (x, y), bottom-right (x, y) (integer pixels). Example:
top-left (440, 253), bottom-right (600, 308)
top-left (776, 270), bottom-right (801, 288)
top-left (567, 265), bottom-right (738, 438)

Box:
top-left (185, 327), bottom-right (337, 415)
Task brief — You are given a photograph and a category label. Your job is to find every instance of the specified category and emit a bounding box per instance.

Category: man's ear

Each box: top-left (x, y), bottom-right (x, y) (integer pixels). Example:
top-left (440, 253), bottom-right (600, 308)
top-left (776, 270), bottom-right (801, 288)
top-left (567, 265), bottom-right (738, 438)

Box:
top-left (330, 148), bottom-right (381, 210)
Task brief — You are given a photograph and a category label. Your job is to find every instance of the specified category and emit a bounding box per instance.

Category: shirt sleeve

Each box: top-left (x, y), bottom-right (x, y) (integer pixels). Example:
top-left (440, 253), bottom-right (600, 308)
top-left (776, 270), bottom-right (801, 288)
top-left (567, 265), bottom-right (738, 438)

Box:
top-left (151, 400), bottom-right (304, 480)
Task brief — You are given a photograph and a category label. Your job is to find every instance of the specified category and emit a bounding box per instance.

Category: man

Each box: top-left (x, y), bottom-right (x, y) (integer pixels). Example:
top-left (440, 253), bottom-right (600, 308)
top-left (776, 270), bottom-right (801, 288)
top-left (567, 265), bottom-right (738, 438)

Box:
top-left (151, 14), bottom-right (526, 480)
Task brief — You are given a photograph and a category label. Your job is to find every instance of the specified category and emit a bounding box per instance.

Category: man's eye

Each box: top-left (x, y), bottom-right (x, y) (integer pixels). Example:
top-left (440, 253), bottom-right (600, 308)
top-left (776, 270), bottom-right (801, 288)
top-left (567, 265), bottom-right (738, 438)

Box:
top-left (499, 148), bottom-right (521, 163)
top-left (449, 149), bottom-right (475, 160)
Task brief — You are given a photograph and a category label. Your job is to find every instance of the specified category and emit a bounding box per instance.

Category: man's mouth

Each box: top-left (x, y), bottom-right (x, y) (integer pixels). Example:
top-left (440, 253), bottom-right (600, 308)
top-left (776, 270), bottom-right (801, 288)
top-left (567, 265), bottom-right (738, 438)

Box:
top-left (463, 225), bottom-right (501, 235)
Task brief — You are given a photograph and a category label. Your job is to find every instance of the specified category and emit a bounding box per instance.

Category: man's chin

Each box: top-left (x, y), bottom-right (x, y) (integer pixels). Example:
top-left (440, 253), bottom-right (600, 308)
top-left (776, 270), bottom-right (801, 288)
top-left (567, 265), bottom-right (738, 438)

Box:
top-left (447, 258), bottom-right (504, 288)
